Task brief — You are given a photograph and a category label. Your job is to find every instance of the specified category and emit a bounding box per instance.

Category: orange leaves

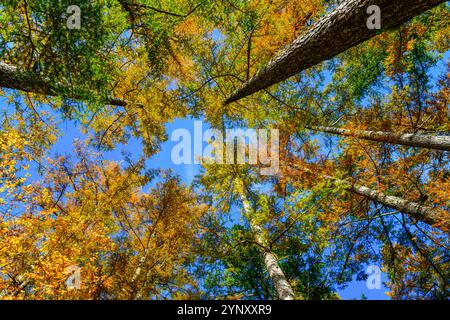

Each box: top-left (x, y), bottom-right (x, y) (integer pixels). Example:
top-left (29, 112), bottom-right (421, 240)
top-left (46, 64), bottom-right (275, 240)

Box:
top-left (166, 48), bottom-right (196, 81)
top-left (251, 0), bottom-right (324, 69)
top-left (434, 24), bottom-right (450, 53)
top-left (0, 148), bottom-right (205, 299)
top-left (0, 0), bottom-right (448, 300)
top-left (174, 16), bottom-right (201, 39)
top-left (0, 126), bottom-right (33, 212)
top-left (382, 241), bottom-right (449, 299)
top-left (424, 171), bottom-right (450, 231)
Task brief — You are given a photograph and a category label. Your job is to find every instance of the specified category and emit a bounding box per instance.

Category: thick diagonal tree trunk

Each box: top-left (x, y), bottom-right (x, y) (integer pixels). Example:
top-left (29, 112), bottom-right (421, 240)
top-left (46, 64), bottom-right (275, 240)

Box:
top-left (236, 179), bottom-right (296, 300)
top-left (307, 126), bottom-right (450, 151)
top-left (0, 62), bottom-right (131, 107)
top-left (224, 0), bottom-right (446, 104)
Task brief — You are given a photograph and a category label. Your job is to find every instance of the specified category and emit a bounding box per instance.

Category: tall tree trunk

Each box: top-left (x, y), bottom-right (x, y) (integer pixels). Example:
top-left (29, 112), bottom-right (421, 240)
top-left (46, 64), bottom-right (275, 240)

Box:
top-left (129, 252), bottom-right (148, 299)
top-left (224, 0), bottom-right (446, 104)
top-left (307, 126), bottom-right (450, 151)
top-left (289, 164), bottom-right (449, 232)
top-left (347, 183), bottom-right (449, 231)
top-left (0, 62), bottom-right (131, 107)
top-left (0, 274), bottom-right (29, 298)
top-left (236, 179), bottom-right (296, 300)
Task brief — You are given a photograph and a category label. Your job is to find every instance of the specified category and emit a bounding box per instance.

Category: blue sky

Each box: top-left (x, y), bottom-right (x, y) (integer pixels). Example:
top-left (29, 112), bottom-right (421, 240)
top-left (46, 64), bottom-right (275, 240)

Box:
top-left (8, 112), bottom-right (387, 299)
top-left (5, 50), bottom-right (448, 299)
top-left (4, 48), bottom-right (447, 301)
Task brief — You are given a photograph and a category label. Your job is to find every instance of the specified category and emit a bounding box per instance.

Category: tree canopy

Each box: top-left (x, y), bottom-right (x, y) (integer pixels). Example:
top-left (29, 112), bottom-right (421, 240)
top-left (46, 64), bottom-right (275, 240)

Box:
top-left (0, 0), bottom-right (448, 300)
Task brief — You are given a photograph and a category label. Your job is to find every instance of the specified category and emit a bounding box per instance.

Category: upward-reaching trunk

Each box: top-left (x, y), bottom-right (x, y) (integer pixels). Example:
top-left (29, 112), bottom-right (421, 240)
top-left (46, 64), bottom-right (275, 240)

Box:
top-left (289, 164), bottom-right (449, 232)
top-left (224, 0), bottom-right (446, 104)
top-left (348, 183), bottom-right (449, 231)
top-left (0, 62), bottom-right (131, 107)
top-left (307, 126), bottom-right (450, 151)
top-left (128, 251), bottom-right (148, 300)
top-left (236, 179), bottom-right (296, 300)
top-left (0, 274), bottom-right (29, 298)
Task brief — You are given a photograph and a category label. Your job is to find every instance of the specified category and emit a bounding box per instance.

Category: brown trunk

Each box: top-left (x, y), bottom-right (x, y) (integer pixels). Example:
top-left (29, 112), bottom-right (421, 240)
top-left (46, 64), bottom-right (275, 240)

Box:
top-left (0, 62), bottom-right (131, 107)
top-left (308, 126), bottom-right (450, 151)
top-left (224, 0), bottom-right (446, 104)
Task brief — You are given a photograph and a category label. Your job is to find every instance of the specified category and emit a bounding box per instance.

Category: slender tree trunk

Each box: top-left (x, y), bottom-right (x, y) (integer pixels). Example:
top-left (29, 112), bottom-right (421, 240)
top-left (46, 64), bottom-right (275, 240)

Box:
top-left (289, 164), bottom-right (449, 232)
top-left (348, 183), bottom-right (449, 231)
top-left (0, 62), bottom-right (131, 107)
top-left (127, 251), bottom-right (148, 299)
top-left (224, 0), bottom-right (446, 104)
top-left (307, 126), bottom-right (450, 151)
top-left (236, 179), bottom-right (296, 300)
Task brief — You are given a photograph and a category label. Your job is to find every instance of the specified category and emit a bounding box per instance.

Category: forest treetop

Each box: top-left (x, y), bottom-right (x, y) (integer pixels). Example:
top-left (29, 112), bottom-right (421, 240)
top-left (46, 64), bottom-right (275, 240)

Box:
top-left (0, 0), bottom-right (448, 300)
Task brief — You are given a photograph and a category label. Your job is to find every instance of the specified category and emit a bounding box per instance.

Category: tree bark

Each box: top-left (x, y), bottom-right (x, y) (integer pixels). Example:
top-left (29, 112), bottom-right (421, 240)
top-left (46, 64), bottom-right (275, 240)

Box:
top-left (348, 183), bottom-right (449, 231)
top-left (0, 62), bottom-right (131, 107)
top-left (128, 251), bottom-right (148, 299)
top-left (224, 0), bottom-right (446, 105)
top-left (289, 164), bottom-right (449, 232)
top-left (236, 179), bottom-right (296, 300)
top-left (308, 126), bottom-right (450, 151)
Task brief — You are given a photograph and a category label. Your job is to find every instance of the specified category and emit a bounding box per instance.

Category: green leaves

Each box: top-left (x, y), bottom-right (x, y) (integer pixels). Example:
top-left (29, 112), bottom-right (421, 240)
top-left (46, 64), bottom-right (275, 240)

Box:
top-left (0, 0), bottom-right (449, 300)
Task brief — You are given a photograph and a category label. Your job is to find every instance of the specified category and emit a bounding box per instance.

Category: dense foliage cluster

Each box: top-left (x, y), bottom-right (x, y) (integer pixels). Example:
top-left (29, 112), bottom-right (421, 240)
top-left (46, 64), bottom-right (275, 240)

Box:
top-left (0, 0), bottom-right (448, 299)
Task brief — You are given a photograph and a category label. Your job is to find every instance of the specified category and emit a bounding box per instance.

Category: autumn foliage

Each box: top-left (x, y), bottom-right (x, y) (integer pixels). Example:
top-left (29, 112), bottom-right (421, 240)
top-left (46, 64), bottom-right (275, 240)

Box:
top-left (0, 0), bottom-right (448, 300)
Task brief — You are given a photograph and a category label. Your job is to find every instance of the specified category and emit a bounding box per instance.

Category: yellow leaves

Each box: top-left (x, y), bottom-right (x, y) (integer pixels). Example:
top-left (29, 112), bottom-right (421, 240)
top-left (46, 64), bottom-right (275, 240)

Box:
top-left (174, 16), bottom-right (201, 39)
top-left (0, 127), bottom-right (28, 150)
top-left (166, 49), bottom-right (196, 81)
top-left (434, 25), bottom-right (450, 52)
top-left (250, 0), bottom-right (324, 68)
top-left (0, 149), bottom-right (205, 299)
top-left (0, 125), bottom-right (33, 209)
top-left (39, 187), bottom-right (53, 205)
top-left (424, 173), bottom-right (450, 224)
